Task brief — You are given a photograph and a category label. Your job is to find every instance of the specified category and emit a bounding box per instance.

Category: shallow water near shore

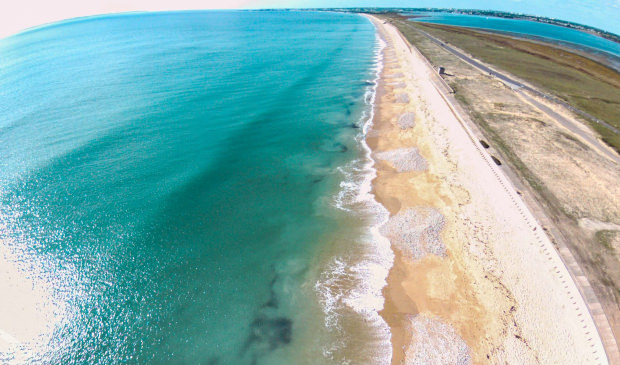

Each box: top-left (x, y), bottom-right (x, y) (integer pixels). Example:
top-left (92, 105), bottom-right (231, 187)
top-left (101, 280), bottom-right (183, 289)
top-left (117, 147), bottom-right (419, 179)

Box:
top-left (0, 11), bottom-right (390, 364)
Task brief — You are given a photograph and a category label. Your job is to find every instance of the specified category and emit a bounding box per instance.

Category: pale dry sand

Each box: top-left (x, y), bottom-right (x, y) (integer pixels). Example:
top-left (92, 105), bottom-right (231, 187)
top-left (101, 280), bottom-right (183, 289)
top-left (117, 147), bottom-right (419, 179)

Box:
top-left (365, 15), bottom-right (607, 364)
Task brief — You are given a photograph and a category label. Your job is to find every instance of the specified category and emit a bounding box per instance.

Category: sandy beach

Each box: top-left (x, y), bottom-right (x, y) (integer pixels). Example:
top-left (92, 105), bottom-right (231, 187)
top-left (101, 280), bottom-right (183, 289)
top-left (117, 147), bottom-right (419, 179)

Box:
top-left (365, 14), bottom-right (608, 364)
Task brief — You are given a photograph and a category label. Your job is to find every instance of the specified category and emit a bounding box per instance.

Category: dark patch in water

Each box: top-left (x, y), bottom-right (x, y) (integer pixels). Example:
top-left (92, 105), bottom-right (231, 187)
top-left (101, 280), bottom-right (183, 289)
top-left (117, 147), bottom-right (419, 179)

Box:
top-left (264, 296), bottom-right (278, 309)
top-left (241, 270), bottom-right (293, 364)
top-left (331, 143), bottom-right (348, 153)
top-left (319, 142), bottom-right (348, 153)
top-left (262, 276), bottom-right (279, 309)
top-left (249, 316), bottom-right (292, 350)
top-left (241, 314), bottom-right (293, 364)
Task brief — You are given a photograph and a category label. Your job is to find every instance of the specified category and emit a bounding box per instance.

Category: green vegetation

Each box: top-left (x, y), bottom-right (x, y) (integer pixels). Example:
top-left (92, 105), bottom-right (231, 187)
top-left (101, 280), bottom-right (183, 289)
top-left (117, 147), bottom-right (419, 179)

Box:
top-left (383, 16), bottom-right (573, 218)
top-left (377, 12), bottom-right (620, 328)
top-left (452, 92), bottom-right (567, 217)
top-left (596, 230), bottom-right (617, 252)
top-left (559, 131), bottom-right (590, 151)
top-left (384, 15), bottom-right (620, 153)
top-left (343, 9), bottom-right (619, 43)
top-left (592, 123), bottom-right (620, 153)
top-left (384, 14), bottom-right (589, 220)
top-left (422, 9), bottom-right (620, 43)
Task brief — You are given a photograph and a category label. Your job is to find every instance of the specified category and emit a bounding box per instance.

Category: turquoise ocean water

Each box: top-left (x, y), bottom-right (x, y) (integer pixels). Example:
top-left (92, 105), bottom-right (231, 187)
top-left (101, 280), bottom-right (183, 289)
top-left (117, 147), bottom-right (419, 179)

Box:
top-left (0, 11), bottom-right (392, 364)
top-left (410, 12), bottom-right (620, 65)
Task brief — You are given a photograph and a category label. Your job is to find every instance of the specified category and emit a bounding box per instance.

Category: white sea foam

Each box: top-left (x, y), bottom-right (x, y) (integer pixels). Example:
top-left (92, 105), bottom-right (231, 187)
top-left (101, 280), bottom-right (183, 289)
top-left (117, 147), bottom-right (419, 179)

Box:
top-left (316, 31), bottom-right (394, 364)
top-left (405, 314), bottom-right (472, 365)
top-left (0, 208), bottom-right (70, 364)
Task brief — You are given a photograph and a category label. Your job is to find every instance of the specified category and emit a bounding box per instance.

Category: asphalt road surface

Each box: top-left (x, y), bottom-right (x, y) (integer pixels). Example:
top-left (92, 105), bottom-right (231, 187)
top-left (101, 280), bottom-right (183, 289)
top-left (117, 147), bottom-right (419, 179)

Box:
top-left (413, 27), bottom-right (620, 164)
top-left (416, 28), bottom-right (620, 136)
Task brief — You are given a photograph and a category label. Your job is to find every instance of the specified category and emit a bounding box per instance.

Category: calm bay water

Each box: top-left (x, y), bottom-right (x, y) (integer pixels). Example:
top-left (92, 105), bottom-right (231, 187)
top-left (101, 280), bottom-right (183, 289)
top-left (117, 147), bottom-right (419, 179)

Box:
top-left (410, 12), bottom-right (620, 59)
top-left (0, 11), bottom-right (390, 364)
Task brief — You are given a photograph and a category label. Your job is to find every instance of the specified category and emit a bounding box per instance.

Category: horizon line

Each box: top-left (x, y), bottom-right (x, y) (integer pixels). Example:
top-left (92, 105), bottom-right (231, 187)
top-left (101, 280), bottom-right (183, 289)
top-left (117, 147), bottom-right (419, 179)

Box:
top-left (2, 7), bottom-right (618, 42)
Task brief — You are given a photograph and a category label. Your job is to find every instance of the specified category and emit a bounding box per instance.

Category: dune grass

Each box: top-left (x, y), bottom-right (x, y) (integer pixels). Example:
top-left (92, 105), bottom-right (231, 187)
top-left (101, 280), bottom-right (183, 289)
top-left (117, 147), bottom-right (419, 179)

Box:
top-left (385, 16), bottom-right (620, 152)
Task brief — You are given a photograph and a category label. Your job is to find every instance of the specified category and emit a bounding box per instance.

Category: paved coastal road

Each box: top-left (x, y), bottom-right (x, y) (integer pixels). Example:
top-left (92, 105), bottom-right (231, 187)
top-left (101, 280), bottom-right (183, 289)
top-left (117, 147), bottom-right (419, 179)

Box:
top-left (519, 92), bottom-right (620, 164)
top-left (414, 27), bottom-right (620, 162)
top-left (386, 20), bottom-right (620, 363)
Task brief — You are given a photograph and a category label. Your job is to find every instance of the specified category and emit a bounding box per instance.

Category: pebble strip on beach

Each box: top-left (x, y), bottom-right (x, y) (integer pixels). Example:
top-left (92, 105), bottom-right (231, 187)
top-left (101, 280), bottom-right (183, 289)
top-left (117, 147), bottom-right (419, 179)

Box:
top-left (397, 112), bottom-right (416, 129)
top-left (386, 82), bottom-right (407, 88)
top-left (376, 147), bottom-right (428, 172)
top-left (395, 93), bottom-right (410, 103)
top-left (379, 207), bottom-right (446, 261)
top-left (405, 314), bottom-right (472, 365)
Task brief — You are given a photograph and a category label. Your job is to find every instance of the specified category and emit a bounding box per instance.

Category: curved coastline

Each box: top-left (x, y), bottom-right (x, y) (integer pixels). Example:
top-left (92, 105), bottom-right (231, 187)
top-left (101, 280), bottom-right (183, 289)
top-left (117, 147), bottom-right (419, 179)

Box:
top-left (315, 22), bottom-right (396, 363)
top-left (365, 14), bottom-right (608, 364)
top-left (411, 13), bottom-right (620, 58)
top-left (0, 11), bottom-right (386, 364)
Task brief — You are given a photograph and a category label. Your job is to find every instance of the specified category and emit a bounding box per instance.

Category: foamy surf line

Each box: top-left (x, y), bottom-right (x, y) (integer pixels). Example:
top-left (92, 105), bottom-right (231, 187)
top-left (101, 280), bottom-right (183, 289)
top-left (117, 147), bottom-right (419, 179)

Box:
top-left (316, 25), bottom-right (394, 364)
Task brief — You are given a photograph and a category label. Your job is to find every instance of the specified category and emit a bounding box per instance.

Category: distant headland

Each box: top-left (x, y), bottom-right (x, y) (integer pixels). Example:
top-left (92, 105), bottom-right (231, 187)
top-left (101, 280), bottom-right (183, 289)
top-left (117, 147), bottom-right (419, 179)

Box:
top-left (288, 8), bottom-right (620, 44)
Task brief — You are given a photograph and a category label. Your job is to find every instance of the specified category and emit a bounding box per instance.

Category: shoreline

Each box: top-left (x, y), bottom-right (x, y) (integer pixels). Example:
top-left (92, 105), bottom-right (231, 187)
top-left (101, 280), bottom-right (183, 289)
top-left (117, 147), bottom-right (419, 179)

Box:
top-left (364, 14), bottom-right (608, 364)
top-left (313, 27), bottom-right (395, 364)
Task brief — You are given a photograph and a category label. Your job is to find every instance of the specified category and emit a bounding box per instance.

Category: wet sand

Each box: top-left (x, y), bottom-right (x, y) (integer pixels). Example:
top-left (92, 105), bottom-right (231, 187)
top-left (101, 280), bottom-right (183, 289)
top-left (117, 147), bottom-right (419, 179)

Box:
top-left (365, 15), bottom-right (608, 364)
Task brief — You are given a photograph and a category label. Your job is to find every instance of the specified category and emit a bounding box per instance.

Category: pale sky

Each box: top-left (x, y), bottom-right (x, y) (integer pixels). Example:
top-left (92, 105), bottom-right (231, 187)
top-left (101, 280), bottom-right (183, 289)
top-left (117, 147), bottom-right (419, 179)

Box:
top-left (1, 0), bottom-right (619, 39)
